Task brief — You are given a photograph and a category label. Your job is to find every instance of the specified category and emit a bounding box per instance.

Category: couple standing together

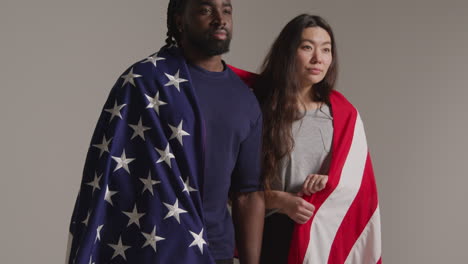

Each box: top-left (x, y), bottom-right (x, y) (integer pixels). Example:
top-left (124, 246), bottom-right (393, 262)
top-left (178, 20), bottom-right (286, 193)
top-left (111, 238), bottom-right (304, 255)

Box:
top-left (67, 0), bottom-right (381, 263)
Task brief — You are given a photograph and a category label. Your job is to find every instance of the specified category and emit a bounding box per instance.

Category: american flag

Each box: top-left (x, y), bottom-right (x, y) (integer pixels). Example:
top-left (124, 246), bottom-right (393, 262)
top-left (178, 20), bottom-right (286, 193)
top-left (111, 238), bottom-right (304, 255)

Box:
top-left (66, 46), bottom-right (216, 264)
top-left (287, 91), bottom-right (382, 264)
top-left (230, 68), bottom-right (382, 264)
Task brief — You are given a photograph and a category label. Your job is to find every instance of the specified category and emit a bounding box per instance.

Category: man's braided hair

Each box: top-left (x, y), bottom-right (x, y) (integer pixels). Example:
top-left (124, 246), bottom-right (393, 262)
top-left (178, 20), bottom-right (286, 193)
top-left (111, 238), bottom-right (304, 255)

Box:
top-left (165, 0), bottom-right (189, 47)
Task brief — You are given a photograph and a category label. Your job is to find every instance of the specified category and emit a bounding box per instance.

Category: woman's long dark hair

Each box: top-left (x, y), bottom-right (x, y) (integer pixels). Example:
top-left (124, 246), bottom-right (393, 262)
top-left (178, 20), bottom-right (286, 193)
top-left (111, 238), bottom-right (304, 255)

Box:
top-left (254, 14), bottom-right (338, 190)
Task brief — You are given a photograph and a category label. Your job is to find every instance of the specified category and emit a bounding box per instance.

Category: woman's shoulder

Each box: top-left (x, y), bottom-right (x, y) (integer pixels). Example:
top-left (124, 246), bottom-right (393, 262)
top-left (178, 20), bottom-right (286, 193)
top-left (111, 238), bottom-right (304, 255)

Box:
top-left (330, 90), bottom-right (356, 112)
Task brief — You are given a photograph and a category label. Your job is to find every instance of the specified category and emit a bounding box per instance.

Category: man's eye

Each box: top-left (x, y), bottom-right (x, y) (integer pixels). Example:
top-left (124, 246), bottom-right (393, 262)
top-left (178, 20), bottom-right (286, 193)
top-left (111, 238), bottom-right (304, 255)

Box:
top-left (224, 9), bottom-right (232, 15)
top-left (302, 45), bottom-right (313, 50)
top-left (200, 8), bottom-right (211, 14)
top-left (323, 48), bottom-right (331, 53)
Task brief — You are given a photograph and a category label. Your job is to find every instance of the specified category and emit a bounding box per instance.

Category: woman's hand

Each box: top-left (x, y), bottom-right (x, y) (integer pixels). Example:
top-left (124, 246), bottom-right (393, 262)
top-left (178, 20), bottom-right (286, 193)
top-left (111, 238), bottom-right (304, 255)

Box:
top-left (298, 174), bottom-right (328, 196)
top-left (278, 192), bottom-right (315, 224)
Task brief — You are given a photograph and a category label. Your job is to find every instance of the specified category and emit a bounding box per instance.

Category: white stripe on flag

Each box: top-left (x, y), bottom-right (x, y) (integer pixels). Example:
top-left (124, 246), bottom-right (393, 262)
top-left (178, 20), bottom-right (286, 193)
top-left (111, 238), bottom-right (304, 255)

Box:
top-left (345, 206), bottom-right (382, 264)
top-left (303, 114), bottom-right (368, 264)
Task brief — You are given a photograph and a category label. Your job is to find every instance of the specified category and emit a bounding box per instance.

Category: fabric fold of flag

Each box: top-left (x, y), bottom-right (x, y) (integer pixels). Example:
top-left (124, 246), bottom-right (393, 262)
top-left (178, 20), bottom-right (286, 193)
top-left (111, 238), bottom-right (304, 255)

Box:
top-left (66, 46), bottom-right (215, 264)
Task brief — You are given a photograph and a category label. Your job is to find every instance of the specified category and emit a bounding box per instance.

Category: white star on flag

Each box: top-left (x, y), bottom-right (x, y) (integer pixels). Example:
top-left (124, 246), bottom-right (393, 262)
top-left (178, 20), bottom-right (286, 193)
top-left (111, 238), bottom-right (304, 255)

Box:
top-left (85, 173), bottom-right (102, 194)
top-left (140, 172), bottom-right (160, 196)
top-left (104, 101), bottom-right (127, 122)
top-left (163, 199), bottom-right (187, 224)
top-left (104, 186), bottom-right (118, 206)
top-left (169, 120), bottom-right (190, 145)
top-left (189, 228), bottom-right (207, 254)
top-left (82, 211), bottom-right (91, 226)
top-left (164, 70), bottom-right (188, 92)
top-left (92, 135), bottom-right (112, 158)
top-left (155, 143), bottom-right (175, 168)
top-left (141, 226), bottom-right (165, 252)
top-left (95, 224), bottom-right (104, 243)
top-left (107, 236), bottom-right (131, 260)
top-left (142, 54), bottom-right (166, 67)
top-left (120, 67), bottom-right (142, 87)
top-left (112, 150), bottom-right (135, 173)
top-left (123, 204), bottom-right (145, 228)
top-left (128, 117), bottom-right (151, 140)
top-left (145, 92), bottom-right (167, 115)
top-left (180, 176), bottom-right (197, 193)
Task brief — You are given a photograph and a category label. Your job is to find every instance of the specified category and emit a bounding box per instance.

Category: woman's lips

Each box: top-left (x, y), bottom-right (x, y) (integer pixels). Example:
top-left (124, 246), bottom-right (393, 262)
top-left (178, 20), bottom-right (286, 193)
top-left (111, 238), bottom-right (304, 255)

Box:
top-left (307, 68), bottom-right (323, 75)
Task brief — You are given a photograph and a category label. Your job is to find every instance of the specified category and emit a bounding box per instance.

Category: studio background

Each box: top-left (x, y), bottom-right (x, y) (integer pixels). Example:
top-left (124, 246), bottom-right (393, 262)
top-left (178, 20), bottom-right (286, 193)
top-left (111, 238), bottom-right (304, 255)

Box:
top-left (1, 0), bottom-right (467, 263)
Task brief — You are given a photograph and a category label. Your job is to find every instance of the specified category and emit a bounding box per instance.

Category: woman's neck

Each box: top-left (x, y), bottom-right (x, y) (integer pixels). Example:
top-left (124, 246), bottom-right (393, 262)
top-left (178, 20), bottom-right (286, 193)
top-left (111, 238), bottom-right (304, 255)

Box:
top-left (298, 85), bottom-right (322, 111)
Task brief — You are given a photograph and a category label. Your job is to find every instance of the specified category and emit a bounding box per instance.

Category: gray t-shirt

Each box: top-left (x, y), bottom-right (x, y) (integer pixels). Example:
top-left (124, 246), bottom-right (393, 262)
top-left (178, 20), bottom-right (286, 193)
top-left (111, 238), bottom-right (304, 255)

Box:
top-left (267, 104), bottom-right (333, 217)
top-left (272, 104), bottom-right (334, 194)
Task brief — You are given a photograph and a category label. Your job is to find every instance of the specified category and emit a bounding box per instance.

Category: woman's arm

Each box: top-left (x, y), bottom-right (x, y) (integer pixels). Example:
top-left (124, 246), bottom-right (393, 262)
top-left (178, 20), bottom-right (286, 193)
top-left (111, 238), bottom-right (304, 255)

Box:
top-left (265, 190), bottom-right (315, 224)
top-left (265, 174), bottom-right (327, 224)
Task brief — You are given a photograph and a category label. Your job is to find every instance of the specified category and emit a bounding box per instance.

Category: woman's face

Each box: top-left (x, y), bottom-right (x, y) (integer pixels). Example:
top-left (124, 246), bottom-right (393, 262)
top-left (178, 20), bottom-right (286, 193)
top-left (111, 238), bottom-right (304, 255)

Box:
top-left (295, 26), bottom-right (333, 88)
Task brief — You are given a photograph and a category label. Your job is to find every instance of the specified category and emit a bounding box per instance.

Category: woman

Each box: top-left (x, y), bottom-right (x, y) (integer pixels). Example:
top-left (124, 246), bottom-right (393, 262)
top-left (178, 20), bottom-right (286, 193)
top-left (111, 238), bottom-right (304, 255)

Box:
top-left (254, 14), bottom-right (381, 264)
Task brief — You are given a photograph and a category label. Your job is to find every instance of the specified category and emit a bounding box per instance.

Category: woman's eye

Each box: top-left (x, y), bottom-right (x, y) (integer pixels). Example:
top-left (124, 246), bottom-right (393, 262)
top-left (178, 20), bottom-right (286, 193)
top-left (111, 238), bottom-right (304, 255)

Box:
top-left (224, 8), bottom-right (232, 15)
top-left (302, 45), bottom-right (313, 50)
top-left (323, 48), bottom-right (331, 53)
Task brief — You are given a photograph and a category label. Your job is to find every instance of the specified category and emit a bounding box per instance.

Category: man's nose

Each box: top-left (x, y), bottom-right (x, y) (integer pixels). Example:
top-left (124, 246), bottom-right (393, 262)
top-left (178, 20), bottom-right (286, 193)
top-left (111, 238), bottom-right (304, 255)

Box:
top-left (211, 9), bottom-right (227, 27)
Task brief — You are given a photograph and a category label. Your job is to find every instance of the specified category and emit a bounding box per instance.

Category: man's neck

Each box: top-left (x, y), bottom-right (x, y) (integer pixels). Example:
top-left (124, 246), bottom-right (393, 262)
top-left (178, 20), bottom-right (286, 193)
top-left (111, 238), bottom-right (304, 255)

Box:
top-left (181, 45), bottom-right (225, 72)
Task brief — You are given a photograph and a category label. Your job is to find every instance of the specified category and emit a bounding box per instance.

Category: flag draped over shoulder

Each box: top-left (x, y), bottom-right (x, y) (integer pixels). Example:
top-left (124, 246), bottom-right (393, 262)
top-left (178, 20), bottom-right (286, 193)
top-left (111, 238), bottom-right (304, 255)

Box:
top-left (67, 46), bottom-right (215, 264)
top-left (287, 91), bottom-right (382, 264)
top-left (231, 68), bottom-right (382, 264)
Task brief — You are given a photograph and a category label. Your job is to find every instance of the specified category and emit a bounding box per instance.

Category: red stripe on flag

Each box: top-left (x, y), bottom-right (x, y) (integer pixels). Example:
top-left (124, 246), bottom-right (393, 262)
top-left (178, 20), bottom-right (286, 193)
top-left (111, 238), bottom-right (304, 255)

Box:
top-left (327, 154), bottom-right (379, 263)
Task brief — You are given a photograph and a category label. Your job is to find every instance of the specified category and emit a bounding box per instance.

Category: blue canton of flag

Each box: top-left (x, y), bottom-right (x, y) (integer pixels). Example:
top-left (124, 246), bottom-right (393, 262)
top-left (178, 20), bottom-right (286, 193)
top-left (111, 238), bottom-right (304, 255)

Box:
top-left (66, 47), bottom-right (215, 264)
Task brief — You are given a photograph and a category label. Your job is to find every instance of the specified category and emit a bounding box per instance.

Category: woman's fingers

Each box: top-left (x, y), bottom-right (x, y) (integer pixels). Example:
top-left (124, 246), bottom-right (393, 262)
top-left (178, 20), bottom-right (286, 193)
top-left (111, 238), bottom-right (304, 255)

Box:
top-left (314, 175), bottom-right (328, 192)
top-left (307, 175), bottom-right (318, 193)
top-left (302, 174), bottom-right (329, 195)
top-left (302, 200), bottom-right (315, 213)
top-left (306, 174), bottom-right (329, 194)
top-left (301, 175), bottom-right (312, 196)
top-left (294, 207), bottom-right (315, 224)
top-left (294, 209), bottom-right (314, 224)
top-left (284, 194), bottom-right (316, 224)
top-left (293, 200), bottom-right (315, 224)
top-left (302, 174), bottom-right (318, 196)
top-left (289, 174), bottom-right (328, 223)
top-left (294, 214), bottom-right (311, 224)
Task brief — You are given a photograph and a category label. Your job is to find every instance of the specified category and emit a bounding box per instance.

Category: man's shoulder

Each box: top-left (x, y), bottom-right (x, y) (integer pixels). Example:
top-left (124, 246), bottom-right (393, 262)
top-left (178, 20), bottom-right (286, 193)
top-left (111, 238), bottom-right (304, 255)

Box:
top-left (124, 52), bottom-right (170, 78)
top-left (228, 70), bottom-right (258, 103)
top-left (226, 67), bottom-right (257, 96)
top-left (106, 48), bottom-right (184, 100)
top-left (221, 68), bottom-right (262, 125)
top-left (227, 65), bottom-right (258, 88)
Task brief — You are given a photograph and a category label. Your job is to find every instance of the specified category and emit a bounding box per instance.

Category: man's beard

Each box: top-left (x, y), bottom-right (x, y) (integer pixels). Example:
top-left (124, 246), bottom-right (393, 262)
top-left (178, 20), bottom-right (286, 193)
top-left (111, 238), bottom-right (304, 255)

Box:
top-left (185, 26), bottom-right (231, 56)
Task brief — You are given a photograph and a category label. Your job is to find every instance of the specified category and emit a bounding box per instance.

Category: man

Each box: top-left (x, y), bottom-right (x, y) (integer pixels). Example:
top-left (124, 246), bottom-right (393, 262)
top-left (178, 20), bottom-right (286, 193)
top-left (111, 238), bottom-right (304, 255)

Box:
top-left (66, 0), bottom-right (264, 263)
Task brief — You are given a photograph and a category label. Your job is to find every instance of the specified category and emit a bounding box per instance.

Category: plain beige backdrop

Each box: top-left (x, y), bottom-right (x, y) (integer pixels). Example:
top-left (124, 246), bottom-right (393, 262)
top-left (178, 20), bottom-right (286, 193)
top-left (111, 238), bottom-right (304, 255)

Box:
top-left (1, 0), bottom-right (467, 263)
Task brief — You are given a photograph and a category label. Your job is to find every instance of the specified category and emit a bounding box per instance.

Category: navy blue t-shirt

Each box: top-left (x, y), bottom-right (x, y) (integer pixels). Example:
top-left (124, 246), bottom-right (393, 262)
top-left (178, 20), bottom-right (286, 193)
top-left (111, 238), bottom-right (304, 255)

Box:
top-left (187, 62), bottom-right (263, 260)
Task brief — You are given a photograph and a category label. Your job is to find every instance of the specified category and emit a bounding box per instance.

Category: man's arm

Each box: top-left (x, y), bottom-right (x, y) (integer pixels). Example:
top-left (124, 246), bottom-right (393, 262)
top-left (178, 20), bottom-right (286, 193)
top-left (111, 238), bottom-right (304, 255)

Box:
top-left (232, 191), bottom-right (265, 264)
